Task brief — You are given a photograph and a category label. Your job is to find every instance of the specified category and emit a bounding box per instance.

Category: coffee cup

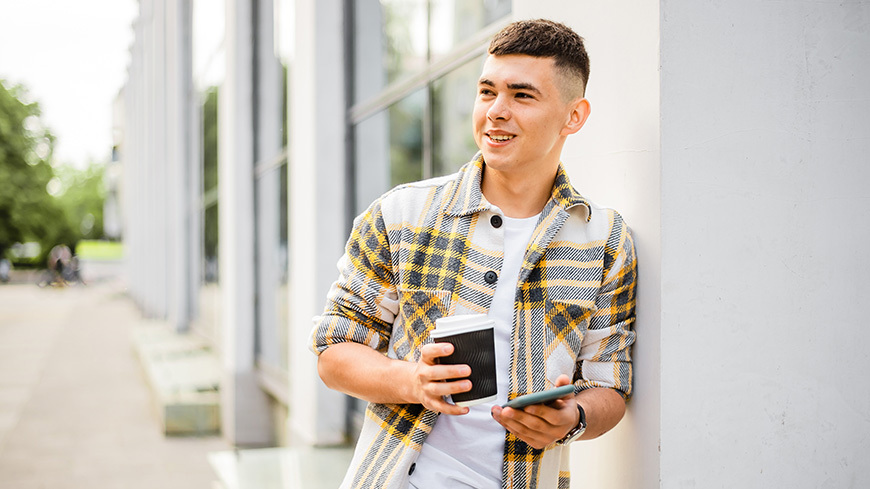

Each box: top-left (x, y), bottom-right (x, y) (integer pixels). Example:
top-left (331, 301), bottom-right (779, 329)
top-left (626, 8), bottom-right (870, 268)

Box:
top-left (430, 314), bottom-right (497, 407)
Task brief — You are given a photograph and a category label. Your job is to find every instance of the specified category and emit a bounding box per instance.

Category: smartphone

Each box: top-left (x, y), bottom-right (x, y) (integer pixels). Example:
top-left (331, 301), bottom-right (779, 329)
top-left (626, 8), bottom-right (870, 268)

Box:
top-left (501, 385), bottom-right (575, 409)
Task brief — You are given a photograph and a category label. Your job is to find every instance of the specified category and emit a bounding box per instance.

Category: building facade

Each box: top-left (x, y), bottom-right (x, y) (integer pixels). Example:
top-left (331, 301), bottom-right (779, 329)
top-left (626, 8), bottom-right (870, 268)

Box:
top-left (122, 0), bottom-right (870, 487)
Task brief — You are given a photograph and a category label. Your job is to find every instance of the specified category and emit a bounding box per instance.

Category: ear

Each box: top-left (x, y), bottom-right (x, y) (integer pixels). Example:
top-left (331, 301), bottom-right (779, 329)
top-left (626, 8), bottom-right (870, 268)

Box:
top-left (560, 98), bottom-right (591, 136)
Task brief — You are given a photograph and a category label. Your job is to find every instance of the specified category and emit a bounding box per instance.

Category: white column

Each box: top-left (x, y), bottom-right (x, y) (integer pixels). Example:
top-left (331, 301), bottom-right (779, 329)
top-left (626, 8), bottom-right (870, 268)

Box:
top-left (152, 0), bottom-right (169, 319)
top-left (124, 11), bottom-right (143, 302)
top-left (219, 0), bottom-right (273, 446)
top-left (142, 0), bottom-right (157, 316)
top-left (254, 0), bottom-right (284, 373)
top-left (288, 0), bottom-right (348, 445)
top-left (165, 0), bottom-right (193, 332)
top-left (187, 45), bottom-right (202, 329)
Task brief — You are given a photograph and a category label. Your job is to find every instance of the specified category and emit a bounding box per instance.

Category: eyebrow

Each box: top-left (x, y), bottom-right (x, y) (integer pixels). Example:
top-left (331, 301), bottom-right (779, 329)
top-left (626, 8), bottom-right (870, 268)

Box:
top-left (478, 78), bottom-right (542, 95)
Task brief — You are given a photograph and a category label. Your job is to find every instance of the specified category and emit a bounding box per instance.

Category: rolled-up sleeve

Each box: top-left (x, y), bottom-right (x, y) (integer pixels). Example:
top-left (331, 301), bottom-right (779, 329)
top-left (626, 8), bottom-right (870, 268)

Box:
top-left (576, 216), bottom-right (637, 399)
top-left (310, 200), bottom-right (399, 356)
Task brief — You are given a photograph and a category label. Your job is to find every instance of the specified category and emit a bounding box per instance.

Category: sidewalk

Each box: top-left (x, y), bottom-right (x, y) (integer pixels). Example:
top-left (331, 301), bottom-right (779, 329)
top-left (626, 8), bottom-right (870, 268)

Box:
top-left (0, 275), bottom-right (230, 488)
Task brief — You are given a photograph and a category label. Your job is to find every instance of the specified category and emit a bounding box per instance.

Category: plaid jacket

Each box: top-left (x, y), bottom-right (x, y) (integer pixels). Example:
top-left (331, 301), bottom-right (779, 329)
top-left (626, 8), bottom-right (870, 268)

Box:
top-left (311, 155), bottom-right (637, 488)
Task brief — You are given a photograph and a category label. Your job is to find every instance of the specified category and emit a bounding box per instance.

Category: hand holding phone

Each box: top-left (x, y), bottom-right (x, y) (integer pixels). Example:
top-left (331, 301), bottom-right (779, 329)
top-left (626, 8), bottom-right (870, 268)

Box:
top-left (501, 385), bottom-right (575, 410)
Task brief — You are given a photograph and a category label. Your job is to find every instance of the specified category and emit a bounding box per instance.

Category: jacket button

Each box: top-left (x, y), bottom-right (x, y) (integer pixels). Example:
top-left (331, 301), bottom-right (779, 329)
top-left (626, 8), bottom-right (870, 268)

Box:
top-left (490, 215), bottom-right (503, 228)
top-left (409, 462), bottom-right (416, 475)
top-left (484, 271), bottom-right (498, 284)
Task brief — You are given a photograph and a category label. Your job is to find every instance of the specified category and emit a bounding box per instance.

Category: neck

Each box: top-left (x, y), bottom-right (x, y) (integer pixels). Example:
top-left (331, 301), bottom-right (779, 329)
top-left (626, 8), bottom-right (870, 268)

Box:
top-left (480, 164), bottom-right (557, 218)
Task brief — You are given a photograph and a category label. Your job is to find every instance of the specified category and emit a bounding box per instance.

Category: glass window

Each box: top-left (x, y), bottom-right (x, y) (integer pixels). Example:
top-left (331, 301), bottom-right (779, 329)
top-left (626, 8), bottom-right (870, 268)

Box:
top-left (353, 89), bottom-right (426, 209)
top-left (347, 0), bottom-right (510, 436)
top-left (351, 1), bottom-right (510, 213)
top-left (254, 0), bottom-right (293, 383)
top-left (429, 0), bottom-right (511, 58)
top-left (389, 89), bottom-right (426, 188)
top-left (381, 0), bottom-right (429, 85)
top-left (431, 55), bottom-right (484, 176)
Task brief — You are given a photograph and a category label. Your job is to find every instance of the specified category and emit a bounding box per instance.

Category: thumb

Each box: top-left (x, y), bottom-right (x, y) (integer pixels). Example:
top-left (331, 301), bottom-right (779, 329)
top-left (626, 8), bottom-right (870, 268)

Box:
top-left (555, 374), bottom-right (574, 401)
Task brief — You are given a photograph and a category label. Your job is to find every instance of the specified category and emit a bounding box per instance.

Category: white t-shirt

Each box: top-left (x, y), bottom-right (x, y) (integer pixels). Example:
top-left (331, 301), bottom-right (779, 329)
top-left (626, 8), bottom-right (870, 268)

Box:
top-left (409, 213), bottom-right (539, 489)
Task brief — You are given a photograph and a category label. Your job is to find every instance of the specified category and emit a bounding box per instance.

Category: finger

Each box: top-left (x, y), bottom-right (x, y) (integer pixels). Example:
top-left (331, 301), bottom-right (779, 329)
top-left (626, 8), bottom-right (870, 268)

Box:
top-left (504, 406), bottom-right (552, 433)
top-left (555, 374), bottom-right (572, 387)
top-left (420, 343), bottom-right (453, 364)
top-left (523, 401), bottom-right (573, 426)
top-left (423, 379), bottom-right (473, 398)
top-left (493, 407), bottom-right (551, 448)
top-left (522, 401), bottom-right (576, 431)
top-left (554, 375), bottom-right (576, 400)
top-left (424, 383), bottom-right (471, 416)
top-left (418, 363), bottom-right (471, 383)
top-left (505, 420), bottom-right (559, 448)
top-left (425, 397), bottom-right (470, 416)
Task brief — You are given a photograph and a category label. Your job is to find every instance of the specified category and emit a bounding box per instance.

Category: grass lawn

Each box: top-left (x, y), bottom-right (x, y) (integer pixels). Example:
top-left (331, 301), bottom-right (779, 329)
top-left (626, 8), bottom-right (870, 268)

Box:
top-left (77, 240), bottom-right (124, 260)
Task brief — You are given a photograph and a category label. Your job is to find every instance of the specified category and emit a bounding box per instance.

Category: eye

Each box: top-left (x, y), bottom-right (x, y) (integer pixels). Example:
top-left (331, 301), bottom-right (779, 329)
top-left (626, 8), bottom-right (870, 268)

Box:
top-left (479, 88), bottom-right (495, 96)
top-left (515, 92), bottom-right (533, 99)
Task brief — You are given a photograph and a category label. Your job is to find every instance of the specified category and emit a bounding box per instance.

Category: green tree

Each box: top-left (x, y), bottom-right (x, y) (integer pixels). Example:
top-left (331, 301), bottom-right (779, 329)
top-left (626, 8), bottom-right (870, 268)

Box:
top-left (202, 86), bottom-right (219, 272)
top-left (0, 80), bottom-right (77, 263)
top-left (52, 161), bottom-right (106, 242)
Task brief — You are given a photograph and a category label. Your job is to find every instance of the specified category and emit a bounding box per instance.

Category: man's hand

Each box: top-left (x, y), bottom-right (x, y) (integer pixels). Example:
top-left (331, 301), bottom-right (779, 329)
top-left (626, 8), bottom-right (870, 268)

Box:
top-left (318, 342), bottom-right (473, 415)
top-left (410, 343), bottom-right (473, 415)
top-left (490, 374), bottom-right (578, 449)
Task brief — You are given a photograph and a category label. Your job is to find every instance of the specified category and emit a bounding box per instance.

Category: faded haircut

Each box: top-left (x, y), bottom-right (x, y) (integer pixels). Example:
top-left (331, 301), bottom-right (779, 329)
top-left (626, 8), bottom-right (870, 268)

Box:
top-left (488, 19), bottom-right (590, 99)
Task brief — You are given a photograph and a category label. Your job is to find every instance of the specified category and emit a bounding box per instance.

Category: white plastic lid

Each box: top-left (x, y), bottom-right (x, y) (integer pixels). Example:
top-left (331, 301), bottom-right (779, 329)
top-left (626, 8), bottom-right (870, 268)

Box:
top-left (430, 314), bottom-right (494, 338)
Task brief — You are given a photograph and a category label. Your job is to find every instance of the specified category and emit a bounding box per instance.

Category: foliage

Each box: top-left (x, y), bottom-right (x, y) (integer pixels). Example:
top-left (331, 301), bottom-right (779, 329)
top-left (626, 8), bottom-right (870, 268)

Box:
top-left (0, 80), bottom-right (76, 263)
top-left (53, 161), bottom-right (106, 241)
top-left (0, 80), bottom-right (107, 265)
top-left (77, 239), bottom-right (123, 260)
top-left (202, 86), bottom-right (219, 264)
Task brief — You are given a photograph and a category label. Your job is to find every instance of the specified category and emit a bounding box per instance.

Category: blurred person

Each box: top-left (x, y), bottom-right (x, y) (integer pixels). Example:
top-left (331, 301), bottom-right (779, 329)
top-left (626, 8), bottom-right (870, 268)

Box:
top-left (66, 255), bottom-right (85, 285)
top-left (47, 244), bottom-right (72, 286)
top-left (0, 257), bottom-right (10, 283)
top-left (311, 19), bottom-right (637, 489)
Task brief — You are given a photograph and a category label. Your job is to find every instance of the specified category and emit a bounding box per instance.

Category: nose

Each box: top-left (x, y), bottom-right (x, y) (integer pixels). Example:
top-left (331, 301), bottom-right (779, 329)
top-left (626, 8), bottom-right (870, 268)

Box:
top-left (487, 94), bottom-right (510, 121)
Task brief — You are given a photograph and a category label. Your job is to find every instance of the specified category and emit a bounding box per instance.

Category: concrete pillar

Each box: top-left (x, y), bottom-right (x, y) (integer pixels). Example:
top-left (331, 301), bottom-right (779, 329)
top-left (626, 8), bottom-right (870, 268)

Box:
top-left (165, 0), bottom-right (193, 332)
top-left (288, 0), bottom-right (348, 445)
top-left (254, 0), bottom-right (284, 371)
top-left (219, 0), bottom-right (273, 447)
top-left (124, 11), bottom-right (143, 303)
top-left (150, 0), bottom-right (168, 319)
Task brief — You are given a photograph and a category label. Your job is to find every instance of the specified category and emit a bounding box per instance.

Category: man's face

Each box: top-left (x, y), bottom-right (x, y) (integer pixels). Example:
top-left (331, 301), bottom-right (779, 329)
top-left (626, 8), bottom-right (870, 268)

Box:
top-left (473, 54), bottom-right (587, 175)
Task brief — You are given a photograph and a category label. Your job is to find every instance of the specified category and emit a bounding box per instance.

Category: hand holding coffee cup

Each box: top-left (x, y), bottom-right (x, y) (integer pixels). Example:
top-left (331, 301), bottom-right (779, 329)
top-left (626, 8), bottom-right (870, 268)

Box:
top-left (430, 314), bottom-right (497, 407)
top-left (411, 342), bottom-right (475, 415)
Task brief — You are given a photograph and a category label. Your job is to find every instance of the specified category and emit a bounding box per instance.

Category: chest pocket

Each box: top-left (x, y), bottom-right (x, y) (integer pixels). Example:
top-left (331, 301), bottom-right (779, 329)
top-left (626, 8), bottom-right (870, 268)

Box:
top-left (392, 288), bottom-right (452, 362)
top-left (544, 299), bottom-right (594, 356)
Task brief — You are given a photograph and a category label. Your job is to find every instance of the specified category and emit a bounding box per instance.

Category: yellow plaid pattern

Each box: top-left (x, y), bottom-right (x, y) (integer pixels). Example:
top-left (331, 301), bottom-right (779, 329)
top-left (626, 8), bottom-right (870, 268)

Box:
top-left (311, 154), bottom-right (637, 489)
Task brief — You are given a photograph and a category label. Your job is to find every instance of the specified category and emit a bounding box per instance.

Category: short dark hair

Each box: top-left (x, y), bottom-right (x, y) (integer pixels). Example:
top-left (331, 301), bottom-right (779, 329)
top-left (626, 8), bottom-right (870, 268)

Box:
top-left (488, 19), bottom-right (590, 98)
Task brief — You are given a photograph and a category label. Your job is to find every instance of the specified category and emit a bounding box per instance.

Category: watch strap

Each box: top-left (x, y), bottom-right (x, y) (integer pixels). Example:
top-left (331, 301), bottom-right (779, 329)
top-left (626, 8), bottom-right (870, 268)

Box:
top-left (558, 402), bottom-right (587, 445)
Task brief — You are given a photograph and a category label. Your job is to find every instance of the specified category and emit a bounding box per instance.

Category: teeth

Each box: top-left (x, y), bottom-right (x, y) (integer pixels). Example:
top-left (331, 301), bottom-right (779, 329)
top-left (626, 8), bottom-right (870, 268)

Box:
top-left (489, 134), bottom-right (514, 142)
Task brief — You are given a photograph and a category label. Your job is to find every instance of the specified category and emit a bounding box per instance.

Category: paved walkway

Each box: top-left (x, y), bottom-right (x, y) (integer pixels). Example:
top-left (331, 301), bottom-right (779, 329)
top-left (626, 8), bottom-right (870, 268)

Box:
top-left (0, 273), bottom-right (230, 488)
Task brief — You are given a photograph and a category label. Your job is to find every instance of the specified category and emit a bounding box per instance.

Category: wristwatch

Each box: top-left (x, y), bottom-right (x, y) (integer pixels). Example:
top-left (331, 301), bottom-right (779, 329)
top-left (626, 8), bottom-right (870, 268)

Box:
top-left (558, 402), bottom-right (587, 445)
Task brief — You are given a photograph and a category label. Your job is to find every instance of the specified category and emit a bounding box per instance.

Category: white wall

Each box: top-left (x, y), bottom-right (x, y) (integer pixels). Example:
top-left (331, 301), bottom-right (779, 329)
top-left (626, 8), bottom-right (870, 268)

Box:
top-left (515, 1), bottom-right (870, 486)
top-left (659, 1), bottom-right (870, 487)
top-left (513, 2), bottom-right (662, 487)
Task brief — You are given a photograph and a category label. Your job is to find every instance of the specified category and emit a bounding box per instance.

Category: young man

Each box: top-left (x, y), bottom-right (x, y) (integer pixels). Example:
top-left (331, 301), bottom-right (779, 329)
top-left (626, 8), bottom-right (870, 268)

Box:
top-left (311, 19), bottom-right (637, 489)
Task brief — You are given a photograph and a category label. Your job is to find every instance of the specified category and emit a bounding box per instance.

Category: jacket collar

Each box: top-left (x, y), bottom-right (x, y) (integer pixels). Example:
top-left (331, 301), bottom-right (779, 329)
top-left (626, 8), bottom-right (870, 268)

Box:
top-left (443, 152), bottom-right (592, 221)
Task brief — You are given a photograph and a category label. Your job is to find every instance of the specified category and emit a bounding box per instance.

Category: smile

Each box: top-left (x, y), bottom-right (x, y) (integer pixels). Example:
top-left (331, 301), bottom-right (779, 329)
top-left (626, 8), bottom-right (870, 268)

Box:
top-left (487, 134), bottom-right (515, 142)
